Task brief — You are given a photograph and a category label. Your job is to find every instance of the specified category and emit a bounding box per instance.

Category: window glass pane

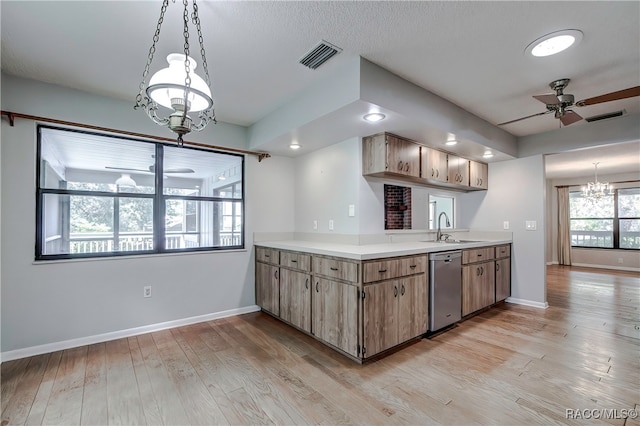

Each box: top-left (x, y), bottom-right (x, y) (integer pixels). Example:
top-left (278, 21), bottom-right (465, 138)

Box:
top-left (570, 219), bottom-right (613, 248)
top-left (569, 192), bottom-right (613, 218)
top-left (618, 188), bottom-right (640, 218)
top-left (117, 197), bottom-right (154, 252)
top-left (40, 127), bottom-right (156, 193)
top-left (164, 146), bottom-right (242, 198)
top-left (620, 219), bottom-right (640, 249)
top-left (165, 199), bottom-right (243, 249)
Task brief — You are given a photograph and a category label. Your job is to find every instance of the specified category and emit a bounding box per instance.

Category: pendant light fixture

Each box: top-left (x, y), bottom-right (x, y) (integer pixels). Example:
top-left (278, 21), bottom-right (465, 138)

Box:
top-left (582, 162), bottom-right (611, 201)
top-left (134, 0), bottom-right (216, 144)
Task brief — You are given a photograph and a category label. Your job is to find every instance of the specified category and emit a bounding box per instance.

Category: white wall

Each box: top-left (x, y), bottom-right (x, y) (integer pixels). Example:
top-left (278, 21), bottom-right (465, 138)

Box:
top-left (547, 172), bottom-right (640, 271)
top-left (1, 74), bottom-right (295, 356)
top-left (459, 155), bottom-right (547, 306)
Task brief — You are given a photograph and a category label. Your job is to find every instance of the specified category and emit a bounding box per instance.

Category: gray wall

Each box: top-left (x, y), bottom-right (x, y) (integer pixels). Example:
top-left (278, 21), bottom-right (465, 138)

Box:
top-left (1, 74), bottom-right (295, 355)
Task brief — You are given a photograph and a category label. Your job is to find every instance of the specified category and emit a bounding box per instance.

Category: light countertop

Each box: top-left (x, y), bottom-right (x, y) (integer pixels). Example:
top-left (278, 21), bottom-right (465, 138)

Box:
top-left (255, 239), bottom-right (512, 260)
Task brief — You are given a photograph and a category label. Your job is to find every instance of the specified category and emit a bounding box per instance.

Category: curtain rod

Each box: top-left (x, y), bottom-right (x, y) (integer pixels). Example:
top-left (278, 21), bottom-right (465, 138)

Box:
top-left (555, 179), bottom-right (639, 188)
top-left (1, 110), bottom-right (271, 162)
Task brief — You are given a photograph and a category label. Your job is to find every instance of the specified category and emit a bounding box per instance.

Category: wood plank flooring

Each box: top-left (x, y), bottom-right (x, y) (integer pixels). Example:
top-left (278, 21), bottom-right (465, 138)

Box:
top-left (2, 265), bottom-right (639, 425)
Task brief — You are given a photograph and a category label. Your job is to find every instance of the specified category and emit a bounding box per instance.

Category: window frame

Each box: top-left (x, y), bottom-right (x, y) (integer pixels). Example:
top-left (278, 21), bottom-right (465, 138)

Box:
top-left (35, 125), bottom-right (245, 261)
top-left (569, 187), bottom-right (639, 251)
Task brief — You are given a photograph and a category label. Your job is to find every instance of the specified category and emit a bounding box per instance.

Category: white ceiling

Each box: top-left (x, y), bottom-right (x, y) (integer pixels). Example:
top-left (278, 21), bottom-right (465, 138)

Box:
top-left (1, 1), bottom-right (639, 176)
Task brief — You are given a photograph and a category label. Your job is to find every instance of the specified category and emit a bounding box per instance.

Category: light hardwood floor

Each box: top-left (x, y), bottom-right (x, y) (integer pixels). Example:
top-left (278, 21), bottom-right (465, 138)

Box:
top-left (2, 265), bottom-right (639, 425)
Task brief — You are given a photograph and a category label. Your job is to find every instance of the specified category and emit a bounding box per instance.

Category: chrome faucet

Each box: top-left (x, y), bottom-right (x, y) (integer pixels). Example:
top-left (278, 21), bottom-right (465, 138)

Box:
top-left (436, 211), bottom-right (451, 241)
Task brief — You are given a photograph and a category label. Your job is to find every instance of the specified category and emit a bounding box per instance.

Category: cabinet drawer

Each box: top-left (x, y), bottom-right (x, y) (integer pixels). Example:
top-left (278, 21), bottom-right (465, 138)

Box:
top-left (462, 247), bottom-right (495, 264)
top-left (495, 244), bottom-right (510, 259)
top-left (312, 256), bottom-right (359, 283)
top-left (256, 247), bottom-right (279, 264)
top-left (363, 255), bottom-right (427, 283)
top-left (280, 251), bottom-right (311, 271)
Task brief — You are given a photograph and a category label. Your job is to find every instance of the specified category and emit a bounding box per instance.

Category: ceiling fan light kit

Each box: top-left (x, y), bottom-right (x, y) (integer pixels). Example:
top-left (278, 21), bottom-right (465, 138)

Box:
top-left (134, 0), bottom-right (216, 143)
top-left (525, 29), bottom-right (583, 57)
top-left (115, 173), bottom-right (137, 188)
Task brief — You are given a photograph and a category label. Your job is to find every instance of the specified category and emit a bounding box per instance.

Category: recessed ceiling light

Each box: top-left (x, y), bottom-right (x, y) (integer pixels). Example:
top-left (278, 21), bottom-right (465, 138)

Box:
top-left (289, 142), bottom-right (301, 150)
top-left (445, 140), bottom-right (458, 146)
top-left (525, 29), bottom-right (583, 57)
top-left (483, 150), bottom-right (494, 158)
top-left (363, 113), bottom-right (386, 122)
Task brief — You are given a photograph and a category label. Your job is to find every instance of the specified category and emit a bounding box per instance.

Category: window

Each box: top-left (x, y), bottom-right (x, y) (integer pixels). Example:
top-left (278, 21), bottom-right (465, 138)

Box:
top-left (569, 187), bottom-right (640, 250)
top-left (36, 126), bottom-right (244, 260)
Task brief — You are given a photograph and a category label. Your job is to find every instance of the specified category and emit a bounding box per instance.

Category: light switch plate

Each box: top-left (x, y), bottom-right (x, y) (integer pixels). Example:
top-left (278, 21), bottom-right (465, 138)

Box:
top-left (525, 220), bottom-right (537, 231)
top-left (348, 204), bottom-right (355, 217)
top-left (329, 219), bottom-right (334, 231)
top-left (503, 221), bottom-right (510, 230)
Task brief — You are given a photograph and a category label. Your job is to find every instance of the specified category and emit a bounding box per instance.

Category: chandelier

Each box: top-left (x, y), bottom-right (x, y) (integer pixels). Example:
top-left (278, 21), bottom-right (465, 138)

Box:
top-left (582, 162), bottom-right (611, 201)
top-left (134, 0), bottom-right (216, 143)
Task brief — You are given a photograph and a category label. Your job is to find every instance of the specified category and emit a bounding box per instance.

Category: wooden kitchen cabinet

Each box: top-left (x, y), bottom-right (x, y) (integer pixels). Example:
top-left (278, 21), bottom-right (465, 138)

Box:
top-left (462, 247), bottom-right (495, 316)
top-left (362, 132), bottom-right (421, 178)
top-left (362, 255), bottom-right (427, 358)
top-left (256, 261), bottom-right (280, 316)
top-left (495, 244), bottom-right (511, 302)
top-left (447, 154), bottom-right (469, 187)
top-left (469, 160), bottom-right (488, 189)
top-left (279, 268), bottom-right (311, 333)
top-left (312, 277), bottom-right (359, 357)
top-left (422, 146), bottom-right (448, 183)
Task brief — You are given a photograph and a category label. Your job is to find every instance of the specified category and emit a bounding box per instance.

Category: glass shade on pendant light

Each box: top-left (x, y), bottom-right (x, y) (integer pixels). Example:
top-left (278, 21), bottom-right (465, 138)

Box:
top-left (147, 54), bottom-right (213, 113)
top-left (115, 173), bottom-right (137, 188)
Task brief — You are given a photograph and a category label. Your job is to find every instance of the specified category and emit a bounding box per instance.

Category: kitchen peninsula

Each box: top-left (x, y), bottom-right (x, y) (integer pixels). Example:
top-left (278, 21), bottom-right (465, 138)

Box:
top-left (255, 235), bottom-right (512, 362)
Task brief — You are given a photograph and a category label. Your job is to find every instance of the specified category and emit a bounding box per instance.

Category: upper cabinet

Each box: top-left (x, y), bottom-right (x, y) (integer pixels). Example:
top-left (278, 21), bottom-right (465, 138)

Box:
top-left (422, 147), bottom-right (448, 183)
top-left (469, 160), bottom-right (488, 189)
top-left (363, 133), bottom-right (420, 178)
top-left (447, 155), bottom-right (469, 187)
top-left (363, 132), bottom-right (488, 192)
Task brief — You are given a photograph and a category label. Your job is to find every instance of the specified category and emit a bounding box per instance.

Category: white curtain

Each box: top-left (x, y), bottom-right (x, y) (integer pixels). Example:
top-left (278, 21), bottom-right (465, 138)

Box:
top-left (557, 186), bottom-right (572, 266)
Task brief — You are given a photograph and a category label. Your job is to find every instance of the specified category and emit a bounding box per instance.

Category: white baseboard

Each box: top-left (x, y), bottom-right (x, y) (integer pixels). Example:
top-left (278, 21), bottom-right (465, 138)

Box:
top-left (1, 305), bottom-right (261, 363)
top-left (571, 263), bottom-right (640, 273)
top-left (505, 297), bottom-right (549, 309)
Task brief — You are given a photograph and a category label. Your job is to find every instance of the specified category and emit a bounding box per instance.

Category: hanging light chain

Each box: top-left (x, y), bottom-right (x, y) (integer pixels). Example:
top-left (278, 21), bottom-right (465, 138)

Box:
top-left (135, 0), bottom-right (169, 110)
top-left (192, 0), bottom-right (211, 88)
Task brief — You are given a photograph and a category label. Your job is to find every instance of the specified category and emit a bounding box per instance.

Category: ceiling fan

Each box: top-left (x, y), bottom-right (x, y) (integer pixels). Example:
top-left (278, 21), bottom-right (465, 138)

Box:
top-left (106, 156), bottom-right (194, 174)
top-left (498, 79), bottom-right (640, 126)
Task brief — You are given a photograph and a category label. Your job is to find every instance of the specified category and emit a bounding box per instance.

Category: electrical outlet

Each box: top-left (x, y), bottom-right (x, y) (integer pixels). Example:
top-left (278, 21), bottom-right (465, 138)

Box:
top-left (503, 221), bottom-right (510, 230)
top-left (313, 220), bottom-right (318, 230)
top-left (348, 204), bottom-right (355, 217)
top-left (525, 220), bottom-right (537, 231)
top-left (329, 219), bottom-right (334, 231)
top-left (143, 286), bottom-right (152, 298)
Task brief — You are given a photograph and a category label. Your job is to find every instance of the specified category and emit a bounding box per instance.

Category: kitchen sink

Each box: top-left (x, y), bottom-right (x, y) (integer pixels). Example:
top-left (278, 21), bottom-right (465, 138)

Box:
top-left (422, 239), bottom-right (482, 244)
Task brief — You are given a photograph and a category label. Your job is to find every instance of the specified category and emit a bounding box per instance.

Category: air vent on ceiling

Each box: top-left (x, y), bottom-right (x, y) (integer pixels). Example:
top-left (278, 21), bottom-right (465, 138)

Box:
top-left (299, 40), bottom-right (342, 70)
top-left (585, 110), bottom-right (625, 123)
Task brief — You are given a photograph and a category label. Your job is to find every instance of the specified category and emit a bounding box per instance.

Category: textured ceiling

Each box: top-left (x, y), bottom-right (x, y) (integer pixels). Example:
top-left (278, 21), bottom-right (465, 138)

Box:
top-left (1, 1), bottom-right (639, 176)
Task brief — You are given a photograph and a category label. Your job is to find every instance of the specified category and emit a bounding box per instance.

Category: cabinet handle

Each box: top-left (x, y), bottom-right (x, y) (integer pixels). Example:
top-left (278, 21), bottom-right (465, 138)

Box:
top-left (330, 267), bottom-right (339, 271)
top-left (477, 254), bottom-right (483, 257)
top-left (305, 278), bottom-right (309, 289)
top-left (394, 286), bottom-right (398, 298)
top-left (409, 264), bottom-right (417, 269)
top-left (431, 168), bottom-right (435, 177)
top-left (291, 259), bottom-right (297, 263)
top-left (496, 264), bottom-right (500, 272)
top-left (315, 282), bottom-right (319, 292)
top-left (405, 163), bottom-right (410, 172)
top-left (481, 266), bottom-right (484, 276)
top-left (398, 161), bottom-right (404, 171)
top-left (476, 267), bottom-right (481, 276)
top-left (401, 284), bottom-right (405, 296)
top-left (274, 270), bottom-right (279, 279)
top-left (378, 269), bottom-right (388, 273)
top-left (264, 254), bottom-right (270, 258)
top-left (436, 169), bottom-right (439, 178)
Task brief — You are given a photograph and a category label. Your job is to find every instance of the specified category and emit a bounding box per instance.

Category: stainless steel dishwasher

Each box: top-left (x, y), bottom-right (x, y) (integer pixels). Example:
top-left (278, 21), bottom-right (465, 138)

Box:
top-left (429, 250), bottom-right (462, 332)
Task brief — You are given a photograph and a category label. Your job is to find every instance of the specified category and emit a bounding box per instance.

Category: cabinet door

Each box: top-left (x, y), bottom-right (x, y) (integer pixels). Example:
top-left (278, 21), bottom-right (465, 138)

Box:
top-left (256, 262), bottom-right (279, 316)
top-left (312, 278), bottom-right (359, 358)
top-left (448, 155), bottom-right (469, 186)
top-left (462, 261), bottom-right (495, 316)
top-left (387, 135), bottom-right (420, 177)
top-left (397, 275), bottom-right (428, 342)
top-left (280, 268), bottom-right (311, 332)
top-left (422, 147), bottom-right (448, 182)
top-left (363, 280), bottom-right (398, 357)
top-left (495, 257), bottom-right (511, 302)
top-left (469, 161), bottom-right (488, 189)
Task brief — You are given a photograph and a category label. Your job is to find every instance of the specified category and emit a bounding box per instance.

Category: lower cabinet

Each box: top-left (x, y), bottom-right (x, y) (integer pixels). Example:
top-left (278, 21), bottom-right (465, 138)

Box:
top-left (279, 268), bottom-right (311, 333)
top-left (312, 278), bottom-right (359, 358)
top-left (256, 261), bottom-right (280, 316)
top-left (362, 274), bottom-right (427, 358)
top-left (462, 260), bottom-right (495, 316)
top-left (495, 256), bottom-right (511, 302)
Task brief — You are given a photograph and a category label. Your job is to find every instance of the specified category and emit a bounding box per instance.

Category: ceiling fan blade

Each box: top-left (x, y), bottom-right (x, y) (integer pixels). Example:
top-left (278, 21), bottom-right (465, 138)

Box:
top-left (575, 86), bottom-right (640, 107)
top-left (165, 168), bottom-right (195, 173)
top-left (498, 110), bottom-right (552, 126)
top-left (560, 110), bottom-right (583, 126)
top-left (533, 93), bottom-right (560, 105)
top-left (105, 166), bottom-right (150, 173)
